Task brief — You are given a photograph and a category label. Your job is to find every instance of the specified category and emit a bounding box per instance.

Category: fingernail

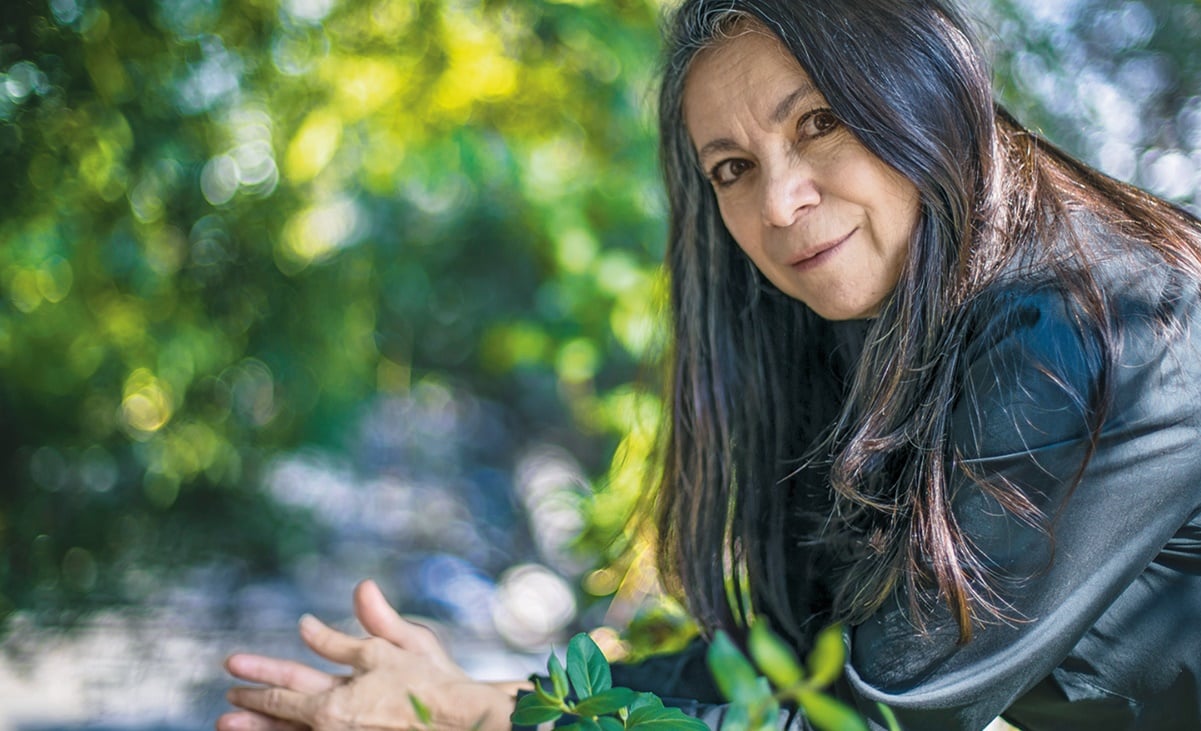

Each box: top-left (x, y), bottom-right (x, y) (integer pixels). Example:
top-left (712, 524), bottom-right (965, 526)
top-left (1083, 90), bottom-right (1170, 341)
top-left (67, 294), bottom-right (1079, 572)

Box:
top-left (299, 613), bottom-right (318, 631)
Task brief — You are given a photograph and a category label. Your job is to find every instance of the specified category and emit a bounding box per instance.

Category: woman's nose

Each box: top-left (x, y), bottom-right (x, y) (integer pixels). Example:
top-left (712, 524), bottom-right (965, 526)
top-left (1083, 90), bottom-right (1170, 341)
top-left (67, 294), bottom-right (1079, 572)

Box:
top-left (761, 162), bottom-right (820, 228)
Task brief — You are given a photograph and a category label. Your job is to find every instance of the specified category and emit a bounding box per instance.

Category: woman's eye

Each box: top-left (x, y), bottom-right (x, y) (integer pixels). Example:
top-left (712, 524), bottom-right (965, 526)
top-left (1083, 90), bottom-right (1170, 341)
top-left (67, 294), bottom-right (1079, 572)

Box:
top-left (710, 158), bottom-right (753, 187)
top-left (798, 108), bottom-right (841, 139)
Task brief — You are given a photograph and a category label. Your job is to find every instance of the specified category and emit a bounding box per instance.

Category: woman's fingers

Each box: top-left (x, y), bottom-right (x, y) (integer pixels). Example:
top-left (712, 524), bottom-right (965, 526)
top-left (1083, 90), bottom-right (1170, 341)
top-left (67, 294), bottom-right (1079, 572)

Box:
top-left (354, 580), bottom-right (444, 658)
top-left (298, 613), bottom-right (383, 669)
top-left (352, 579), bottom-right (407, 645)
top-left (225, 653), bottom-right (340, 694)
top-left (227, 685), bottom-right (317, 725)
top-left (216, 710), bottom-right (307, 731)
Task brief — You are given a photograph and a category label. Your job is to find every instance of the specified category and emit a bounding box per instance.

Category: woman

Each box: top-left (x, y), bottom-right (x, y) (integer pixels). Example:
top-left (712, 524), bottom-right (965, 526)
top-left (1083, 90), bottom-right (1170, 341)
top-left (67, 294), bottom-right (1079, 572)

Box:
top-left (220, 0), bottom-right (1201, 729)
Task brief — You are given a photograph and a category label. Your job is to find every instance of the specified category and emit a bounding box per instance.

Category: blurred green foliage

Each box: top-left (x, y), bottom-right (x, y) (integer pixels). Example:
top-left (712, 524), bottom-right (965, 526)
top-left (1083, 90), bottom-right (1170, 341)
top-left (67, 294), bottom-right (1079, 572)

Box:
top-left (0, 0), bottom-right (670, 624)
top-left (1, 0), bottom-right (1199, 641)
top-left (706, 624), bottom-right (873, 731)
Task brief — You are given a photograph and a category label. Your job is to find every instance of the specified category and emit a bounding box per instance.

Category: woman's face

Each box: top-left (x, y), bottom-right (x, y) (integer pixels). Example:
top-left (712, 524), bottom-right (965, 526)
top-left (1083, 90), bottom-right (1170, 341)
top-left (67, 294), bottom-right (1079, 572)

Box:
top-left (683, 27), bottom-right (921, 321)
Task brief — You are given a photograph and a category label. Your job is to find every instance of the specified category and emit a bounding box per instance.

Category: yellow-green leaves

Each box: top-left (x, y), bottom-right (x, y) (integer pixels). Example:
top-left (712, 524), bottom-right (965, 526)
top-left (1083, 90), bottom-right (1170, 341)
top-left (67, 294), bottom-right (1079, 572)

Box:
top-left (877, 702), bottom-right (903, 731)
top-left (796, 690), bottom-right (867, 731)
top-left (707, 632), bottom-right (778, 731)
top-left (408, 693), bottom-right (433, 726)
top-left (550, 652), bottom-right (571, 699)
top-left (708, 632), bottom-right (760, 703)
top-left (748, 621), bottom-right (803, 689)
top-left (707, 624), bottom-right (885, 731)
top-left (806, 624), bottom-right (846, 691)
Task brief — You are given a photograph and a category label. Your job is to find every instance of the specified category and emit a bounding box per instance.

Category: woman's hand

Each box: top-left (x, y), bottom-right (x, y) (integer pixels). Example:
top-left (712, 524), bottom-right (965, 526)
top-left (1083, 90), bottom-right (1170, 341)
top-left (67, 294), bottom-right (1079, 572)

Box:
top-left (217, 580), bottom-right (526, 731)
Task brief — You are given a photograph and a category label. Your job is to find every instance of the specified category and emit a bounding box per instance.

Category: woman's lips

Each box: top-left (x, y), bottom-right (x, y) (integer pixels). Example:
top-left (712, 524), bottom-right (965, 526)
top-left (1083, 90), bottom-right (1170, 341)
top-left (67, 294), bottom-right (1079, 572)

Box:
top-left (789, 228), bottom-right (857, 272)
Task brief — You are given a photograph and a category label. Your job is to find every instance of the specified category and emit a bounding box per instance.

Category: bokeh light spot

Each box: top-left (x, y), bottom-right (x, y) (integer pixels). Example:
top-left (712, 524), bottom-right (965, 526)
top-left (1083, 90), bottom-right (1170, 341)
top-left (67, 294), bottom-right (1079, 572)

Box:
top-left (554, 227), bottom-right (597, 274)
top-left (200, 154), bottom-right (238, 205)
top-left (330, 58), bottom-right (403, 120)
top-left (434, 12), bottom-right (518, 115)
top-left (285, 109), bottom-right (342, 183)
top-left (174, 36), bottom-right (241, 114)
top-left (278, 197), bottom-right (365, 272)
top-left (7, 268), bottom-right (44, 313)
top-left (1142, 149), bottom-right (1198, 201)
top-left (492, 563), bottom-right (577, 649)
top-left (282, 0), bottom-right (335, 25)
top-left (230, 358), bottom-right (277, 427)
top-left (555, 338), bottom-right (598, 384)
top-left (50, 0), bottom-right (83, 25)
top-left (121, 368), bottom-right (175, 436)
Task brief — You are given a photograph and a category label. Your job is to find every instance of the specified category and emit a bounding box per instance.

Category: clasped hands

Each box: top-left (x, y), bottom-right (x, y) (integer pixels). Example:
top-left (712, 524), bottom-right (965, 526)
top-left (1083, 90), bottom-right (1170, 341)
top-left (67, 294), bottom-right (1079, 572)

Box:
top-left (218, 580), bottom-right (530, 731)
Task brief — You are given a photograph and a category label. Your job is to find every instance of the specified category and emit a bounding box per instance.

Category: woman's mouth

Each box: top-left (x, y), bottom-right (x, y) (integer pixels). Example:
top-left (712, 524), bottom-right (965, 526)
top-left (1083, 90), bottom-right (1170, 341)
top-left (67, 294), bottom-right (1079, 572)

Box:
top-left (789, 228), bottom-right (857, 272)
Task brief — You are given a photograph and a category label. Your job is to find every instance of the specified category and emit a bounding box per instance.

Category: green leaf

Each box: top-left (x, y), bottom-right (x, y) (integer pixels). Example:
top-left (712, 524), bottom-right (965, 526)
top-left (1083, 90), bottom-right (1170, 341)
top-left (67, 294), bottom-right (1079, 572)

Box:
top-left (719, 702), bottom-right (750, 731)
top-left (626, 705), bottom-right (711, 731)
top-left (568, 632), bottom-right (613, 697)
top-left (805, 624), bottom-right (846, 690)
top-left (598, 716), bottom-right (625, 731)
top-left (574, 687), bottom-right (639, 717)
top-left (409, 693), bottom-right (432, 727)
top-left (748, 676), bottom-right (775, 706)
top-left (797, 690), bottom-right (868, 731)
top-left (676, 717), bottom-right (716, 731)
top-left (706, 631), bottom-right (759, 703)
top-left (535, 677), bottom-right (561, 706)
top-left (876, 702), bottom-right (902, 731)
top-left (746, 677), bottom-right (780, 731)
top-left (578, 718), bottom-right (603, 731)
top-left (628, 693), bottom-right (665, 713)
top-left (512, 692), bottom-right (565, 726)
top-left (549, 652), bottom-right (570, 700)
top-left (750, 704), bottom-right (780, 731)
top-left (627, 706), bottom-right (678, 725)
top-left (629, 718), bottom-right (711, 731)
top-left (748, 622), bottom-right (804, 690)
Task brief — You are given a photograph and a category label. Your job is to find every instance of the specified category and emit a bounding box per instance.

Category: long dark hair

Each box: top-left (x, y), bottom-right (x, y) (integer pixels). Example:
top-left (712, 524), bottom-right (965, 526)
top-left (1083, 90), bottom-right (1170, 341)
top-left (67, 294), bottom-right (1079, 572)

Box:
top-left (653, 0), bottom-right (1201, 647)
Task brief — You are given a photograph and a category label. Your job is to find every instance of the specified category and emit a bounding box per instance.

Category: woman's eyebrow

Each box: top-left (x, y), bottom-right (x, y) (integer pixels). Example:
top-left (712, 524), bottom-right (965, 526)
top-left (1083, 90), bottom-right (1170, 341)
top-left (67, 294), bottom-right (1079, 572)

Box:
top-left (694, 80), bottom-right (820, 162)
top-left (697, 137), bottom-right (742, 162)
top-left (770, 81), bottom-right (819, 124)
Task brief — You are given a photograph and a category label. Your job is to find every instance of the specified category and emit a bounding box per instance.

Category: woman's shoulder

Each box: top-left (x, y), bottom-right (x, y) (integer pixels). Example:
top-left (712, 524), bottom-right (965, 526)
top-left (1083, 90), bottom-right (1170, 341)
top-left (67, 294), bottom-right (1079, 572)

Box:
top-left (954, 226), bottom-right (1201, 459)
top-left (969, 205), bottom-right (1201, 357)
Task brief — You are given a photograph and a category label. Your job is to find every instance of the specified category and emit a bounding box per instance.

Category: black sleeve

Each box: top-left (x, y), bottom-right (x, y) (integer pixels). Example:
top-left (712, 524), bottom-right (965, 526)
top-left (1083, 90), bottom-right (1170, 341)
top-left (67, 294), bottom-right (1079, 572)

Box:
top-left (609, 638), bottom-right (723, 703)
top-left (845, 287), bottom-right (1201, 729)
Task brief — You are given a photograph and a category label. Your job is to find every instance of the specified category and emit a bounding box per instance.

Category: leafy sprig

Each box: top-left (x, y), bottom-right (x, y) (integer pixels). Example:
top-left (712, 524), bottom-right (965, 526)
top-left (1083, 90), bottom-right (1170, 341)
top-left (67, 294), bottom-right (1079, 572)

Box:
top-left (512, 633), bottom-right (709, 731)
top-left (511, 625), bottom-right (900, 731)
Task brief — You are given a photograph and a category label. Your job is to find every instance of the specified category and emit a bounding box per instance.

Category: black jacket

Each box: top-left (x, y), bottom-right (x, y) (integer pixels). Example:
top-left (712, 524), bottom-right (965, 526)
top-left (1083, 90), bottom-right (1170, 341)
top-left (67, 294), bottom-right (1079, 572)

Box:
top-left (610, 236), bottom-right (1201, 730)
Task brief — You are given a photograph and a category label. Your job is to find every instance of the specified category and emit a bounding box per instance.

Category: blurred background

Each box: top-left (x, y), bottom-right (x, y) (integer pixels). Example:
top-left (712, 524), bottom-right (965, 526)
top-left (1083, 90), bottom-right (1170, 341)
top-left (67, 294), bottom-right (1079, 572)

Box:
top-left (0, 0), bottom-right (1198, 728)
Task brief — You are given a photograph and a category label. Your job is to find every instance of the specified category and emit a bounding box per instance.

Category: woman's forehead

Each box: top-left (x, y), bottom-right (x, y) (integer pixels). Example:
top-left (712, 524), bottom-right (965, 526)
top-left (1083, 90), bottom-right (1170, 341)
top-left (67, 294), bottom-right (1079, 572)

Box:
top-left (696, 20), bottom-right (794, 67)
top-left (682, 29), bottom-right (820, 124)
